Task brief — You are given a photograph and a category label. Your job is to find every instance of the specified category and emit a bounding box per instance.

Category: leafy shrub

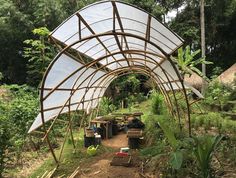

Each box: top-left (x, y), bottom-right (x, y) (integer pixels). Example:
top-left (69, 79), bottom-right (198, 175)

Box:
top-left (140, 143), bottom-right (165, 157)
top-left (98, 97), bottom-right (116, 116)
top-left (191, 112), bottom-right (236, 134)
top-left (0, 85), bottom-right (39, 174)
top-left (127, 93), bottom-right (146, 106)
top-left (171, 45), bottom-right (212, 77)
top-left (150, 90), bottom-right (164, 115)
top-left (0, 113), bottom-right (11, 176)
top-left (135, 93), bottom-right (146, 103)
top-left (9, 91), bottom-right (38, 136)
top-left (23, 27), bottom-right (55, 86)
top-left (143, 114), bottom-right (163, 146)
top-left (194, 135), bottom-right (223, 178)
top-left (204, 80), bottom-right (233, 111)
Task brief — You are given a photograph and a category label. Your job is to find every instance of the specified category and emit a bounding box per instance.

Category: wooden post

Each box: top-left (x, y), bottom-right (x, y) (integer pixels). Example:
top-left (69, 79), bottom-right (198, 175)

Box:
top-left (68, 102), bottom-right (76, 149)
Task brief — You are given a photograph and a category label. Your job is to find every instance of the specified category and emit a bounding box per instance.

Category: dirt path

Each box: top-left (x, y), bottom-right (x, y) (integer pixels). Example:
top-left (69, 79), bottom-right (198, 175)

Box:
top-left (102, 132), bottom-right (128, 148)
top-left (78, 154), bottom-right (141, 178)
top-left (76, 133), bottom-right (142, 178)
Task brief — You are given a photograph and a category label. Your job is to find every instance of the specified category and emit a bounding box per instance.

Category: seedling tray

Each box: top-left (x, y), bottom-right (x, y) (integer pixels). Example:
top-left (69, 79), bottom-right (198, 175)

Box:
top-left (110, 155), bottom-right (132, 167)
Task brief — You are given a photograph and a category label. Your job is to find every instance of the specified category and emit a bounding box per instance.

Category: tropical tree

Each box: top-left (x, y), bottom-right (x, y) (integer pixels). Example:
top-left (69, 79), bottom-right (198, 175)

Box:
top-left (171, 0), bottom-right (236, 75)
top-left (23, 27), bottom-right (55, 86)
top-left (171, 45), bottom-right (212, 78)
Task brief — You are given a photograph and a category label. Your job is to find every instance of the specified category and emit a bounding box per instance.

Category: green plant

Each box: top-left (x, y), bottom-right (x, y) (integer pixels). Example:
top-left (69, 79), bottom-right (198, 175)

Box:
top-left (171, 45), bottom-right (212, 77)
top-left (169, 151), bottom-right (183, 170)
top-left (8, 85), bottom-right (38, 136)
top-left (193, 135), bottom-right (223, 178)
top-left (143, 114), bottom-right (164, 146)
top-left (204, 80), bottom-right (232, 110)
top-left (108, 74), bottom-right (145, 107)
top-left (158, 118), bottom-right (178, 149)
top-left (0, 84), bottom-right (40, 173)
top-left (0, 116), bottom-right (11, 176)
top-left (98, 97), bottom-right (116, 115)
top-left (210, 66), bottom-right (223, 79)
top-left (136, 93), bottom-right (146, 103)
top-left (157, 117), bottom-right (184, 171)
top-left (14, 139), bottom-right (24, 164)
top-left (150, 90), bottom-right (164, 115)
top-left (23, 27), bottom-right (55, 86)
top-left (140, 143), bottom-right (165, 157)
top-left (191, 112), bottom-right (236, 134)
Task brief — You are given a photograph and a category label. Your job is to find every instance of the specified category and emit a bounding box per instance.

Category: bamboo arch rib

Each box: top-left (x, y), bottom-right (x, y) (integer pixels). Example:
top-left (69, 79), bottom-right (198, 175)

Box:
top-left (28, 0), bottom-right (193, 165)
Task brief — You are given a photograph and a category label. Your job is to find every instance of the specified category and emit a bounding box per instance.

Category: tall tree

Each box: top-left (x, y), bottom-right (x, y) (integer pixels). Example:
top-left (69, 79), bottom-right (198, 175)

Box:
top-left (200, 0), bottom-right (206, 95)
top-left (0, 0), bottom-right (33, 84)
top-left (23, 27), bottom-right (56, 86)
top-left (171, 0), bottom-right (236, 76)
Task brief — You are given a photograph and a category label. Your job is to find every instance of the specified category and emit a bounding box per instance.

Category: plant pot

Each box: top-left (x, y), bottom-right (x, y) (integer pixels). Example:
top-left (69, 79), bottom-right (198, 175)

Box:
top-left (84, 135), bottom-right (95, 148)
top-left (128, 138), bottom-right (140, 149)
top-left (85, 128), bottom-right (94, 137)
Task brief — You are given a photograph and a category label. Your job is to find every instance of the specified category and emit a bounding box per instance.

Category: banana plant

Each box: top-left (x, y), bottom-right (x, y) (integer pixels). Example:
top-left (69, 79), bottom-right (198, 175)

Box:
top-left (193, 135), bottom-right (223, 178)
top-left (158, 119), bottom-right (183, 170)
top-left (171, 45), bottom-right (212, 77)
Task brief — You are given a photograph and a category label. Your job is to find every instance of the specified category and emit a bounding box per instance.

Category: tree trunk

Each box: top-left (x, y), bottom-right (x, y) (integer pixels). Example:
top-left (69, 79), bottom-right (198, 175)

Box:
top-left (200, 0), bottom-right (207, 95)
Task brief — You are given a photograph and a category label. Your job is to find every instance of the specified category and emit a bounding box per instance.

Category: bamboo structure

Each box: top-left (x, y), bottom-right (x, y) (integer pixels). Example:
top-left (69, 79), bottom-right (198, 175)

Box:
top-left (28, 0), bottom-right (203, 164)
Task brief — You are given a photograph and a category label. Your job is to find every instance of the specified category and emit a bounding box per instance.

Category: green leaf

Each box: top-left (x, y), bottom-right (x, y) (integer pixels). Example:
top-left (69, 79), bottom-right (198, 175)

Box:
top-left (170, 151), bottom-right (183, 170)
top-left (193, 135), bottom-right (223, 178)
top-left (32, 27), bottom-right (50, 36)
top-left (171, 45), bottom-right (214, 76)
top-left (191, 67), bottom-right (202, 76)
top-left (191, 49), bottom-right (201, 57)
top-left (203, 60), bottom-right (213, 65)
top-left (158, 119), bottom-right (178, 149)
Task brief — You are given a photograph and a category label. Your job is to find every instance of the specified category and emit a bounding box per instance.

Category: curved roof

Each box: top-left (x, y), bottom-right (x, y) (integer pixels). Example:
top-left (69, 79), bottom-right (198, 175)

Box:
top-left (50, 0), bottom-right (183, 58)
top-left (28, 1), bottom-right (199, 133)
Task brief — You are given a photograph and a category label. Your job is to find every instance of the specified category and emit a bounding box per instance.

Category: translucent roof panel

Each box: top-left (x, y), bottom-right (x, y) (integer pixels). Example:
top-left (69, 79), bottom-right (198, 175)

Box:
top-left (50, 1), bottom-right (183, 60)
top-left (153, 60), bottom-right (179, 83)
top-left (28, 53), bottom-right (115, 132)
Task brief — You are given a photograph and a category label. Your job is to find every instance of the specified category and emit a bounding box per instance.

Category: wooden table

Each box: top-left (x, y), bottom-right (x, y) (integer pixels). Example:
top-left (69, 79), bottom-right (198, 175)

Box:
top-left (90, 119), bottom-right (110, 139)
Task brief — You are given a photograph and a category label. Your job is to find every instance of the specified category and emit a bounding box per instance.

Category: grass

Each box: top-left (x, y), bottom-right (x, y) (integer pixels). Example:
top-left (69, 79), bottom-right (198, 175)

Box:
top-left (29, 130), bottom-right (114, 177)
top-left (29, 158), bottom-right (55, 178)
top-left (190, 112), bottom-right (236, 134)
top-left (114, 99), bottom-right (152, 116)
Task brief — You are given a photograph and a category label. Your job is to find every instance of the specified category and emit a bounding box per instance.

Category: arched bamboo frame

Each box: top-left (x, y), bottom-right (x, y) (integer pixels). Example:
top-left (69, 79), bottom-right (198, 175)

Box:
top-left (39, 55), bottom-right (191, 164)
top-left (29, 0), bottom-right (193, 165)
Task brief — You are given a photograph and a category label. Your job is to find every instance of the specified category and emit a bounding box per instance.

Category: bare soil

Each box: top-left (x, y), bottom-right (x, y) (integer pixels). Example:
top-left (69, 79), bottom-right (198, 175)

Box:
top-left (77, 154), bottom-right (141, 178)
top-left (102, 132), bottom-right (129, 148)
top-left (75, 133), bottom-right (143, 178)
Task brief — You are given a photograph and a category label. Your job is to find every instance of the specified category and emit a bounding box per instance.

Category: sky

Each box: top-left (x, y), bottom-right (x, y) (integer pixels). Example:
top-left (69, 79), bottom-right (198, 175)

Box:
top-left (166, 5), bottom-right (186, 22)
